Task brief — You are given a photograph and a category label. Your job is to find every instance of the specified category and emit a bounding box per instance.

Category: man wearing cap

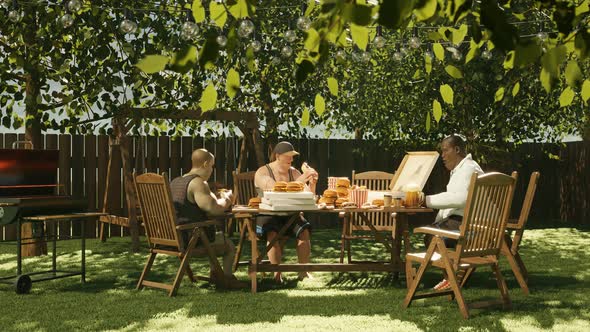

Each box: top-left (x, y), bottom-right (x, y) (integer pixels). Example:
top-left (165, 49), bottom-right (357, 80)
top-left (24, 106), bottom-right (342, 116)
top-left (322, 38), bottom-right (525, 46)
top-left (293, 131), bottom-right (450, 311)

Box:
top-left (254, 141), bottom-right (319, 282)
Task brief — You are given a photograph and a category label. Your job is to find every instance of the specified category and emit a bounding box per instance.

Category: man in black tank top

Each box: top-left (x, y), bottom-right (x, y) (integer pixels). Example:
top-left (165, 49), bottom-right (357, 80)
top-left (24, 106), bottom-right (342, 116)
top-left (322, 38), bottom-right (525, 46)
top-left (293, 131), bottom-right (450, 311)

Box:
top-left (254, 141), bottom-right (319, 283)
top-left (170, 148), bottom-right (245, 288)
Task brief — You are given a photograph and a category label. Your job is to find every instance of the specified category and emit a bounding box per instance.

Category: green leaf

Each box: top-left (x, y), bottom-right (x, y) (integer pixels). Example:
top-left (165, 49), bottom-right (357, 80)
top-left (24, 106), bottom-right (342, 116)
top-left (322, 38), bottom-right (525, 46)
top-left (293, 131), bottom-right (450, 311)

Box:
top-left (464, 41), bottom-right (478, 64)
top-left (170, 46), bottom-right (198, 73)
top-left (327, 77), bottom-right (338, 97)
top-left (135, 55), bottom-right (169, 74)
top-left (305, 0), bottom-right (315, 16)
top-left (315, 94), bottom-right (326, 116)
top-left (302, 106), bottom-right (310, 127)
top-left (425, 112), bottom-right (431, 133)
top-left (565, 61), bottom-right (583, 87)
top-left (440, 84), bottom-right (454, 105)
top-left (559, 87), bottom-right (575, 107)
top-left (192, 0), bottom-right (205, 23)
top-left (451, 24), bottom-right (468, 45)
top-left (495, 87), bottom-right (505, 102)
top-left (540, 68), bottom-right (552, 93)
top-left (304, 28), bottom-right (321, 54)
top-left (432, 99), bottom-right (442, 123)
top-left (444, 65), bottom-right (463, 79)
top-left (581, 80), bottom-right (590, 102)
top-left (226, 68), bottom-right (240, 99)
top-left (512, 82), bottom-right (520, 97)
top-left (350, 24), bottom-right (369, 51)
top-left (229, 0), bottom-right (250, 19)
top-left (209, 2), bottom-right (228, 28)
top-left (541, 45), bottom-right (567, 77)
top-left (424, 53), bottom-right (432, 74)
top-left (414, 0), bottom-right (437, 21)
top-left (433, 43), bottom-right (445, 62)
top-left (378, 0), bottom-right (414, 29)
top-left (199, 83), bottom-right (217, 112)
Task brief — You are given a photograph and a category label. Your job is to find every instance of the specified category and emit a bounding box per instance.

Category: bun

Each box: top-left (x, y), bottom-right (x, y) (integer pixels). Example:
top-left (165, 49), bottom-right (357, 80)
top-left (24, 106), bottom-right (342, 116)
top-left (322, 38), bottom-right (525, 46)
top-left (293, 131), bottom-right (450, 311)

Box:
top-left (248, 197), bottom-right (261, 207)
top-left (286, 181), bottom-right (305, 192)
top-left (301, 162), bottom-right (310, 173)
top-left (323, 189), bottom-right (337, 198)
top-left (336, 178), bottom-right (350, 188)
top-left (318, 196), bottom-right (336, 204)
top-left (335, 197), bottom-right (348, 207)
top-left (372, 199), bottom-right (384, 207)
top-left (336, 186), bottom-right (349, 198)
top-left (273, 181), bottom-right (288, 192)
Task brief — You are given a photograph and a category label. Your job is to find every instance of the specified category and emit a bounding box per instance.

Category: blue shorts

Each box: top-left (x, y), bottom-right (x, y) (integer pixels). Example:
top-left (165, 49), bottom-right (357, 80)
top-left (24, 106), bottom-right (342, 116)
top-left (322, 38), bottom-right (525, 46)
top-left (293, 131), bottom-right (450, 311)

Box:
top-left (256, 214), bottom-right (312, 239)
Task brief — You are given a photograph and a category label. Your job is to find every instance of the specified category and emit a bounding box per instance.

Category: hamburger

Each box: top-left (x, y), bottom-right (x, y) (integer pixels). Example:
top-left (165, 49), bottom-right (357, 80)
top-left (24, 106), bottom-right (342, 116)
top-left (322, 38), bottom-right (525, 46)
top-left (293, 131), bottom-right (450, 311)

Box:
top-left (335, 197), bottom-right (348, 207)
top-left (286, 181), bottom-right (305, 192)
top-left (318, 196), bottom-right (337, 205)
top-left (336, 186), bottom-right (349, 198)
top-left (336, 177), bottom-right (350, 188)
top-left (372, 199), bottom-right (384, 207)
top-left (323, 189), bottom-right (337, 198)
top-left (273, 181), bottom-right (288, 192)
top-left (248, 197), bottom-right (261, 208)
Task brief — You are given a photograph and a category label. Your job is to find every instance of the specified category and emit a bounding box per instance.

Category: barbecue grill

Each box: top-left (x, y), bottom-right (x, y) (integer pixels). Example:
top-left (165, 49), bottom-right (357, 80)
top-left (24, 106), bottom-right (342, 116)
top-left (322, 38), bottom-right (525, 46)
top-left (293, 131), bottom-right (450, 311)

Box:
top-left (0, 146), bottom-right (103, 293)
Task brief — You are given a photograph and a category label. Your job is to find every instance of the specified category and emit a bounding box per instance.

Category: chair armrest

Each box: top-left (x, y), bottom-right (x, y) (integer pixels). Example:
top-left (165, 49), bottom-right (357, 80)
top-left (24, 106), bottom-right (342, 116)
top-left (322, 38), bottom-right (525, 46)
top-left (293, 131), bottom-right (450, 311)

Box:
top-left (176, 219), bottom-right (223, 231)
top-left (414, 226), bottom-right (461, 239)
top-left (506, 219), bottom-right (520, 230)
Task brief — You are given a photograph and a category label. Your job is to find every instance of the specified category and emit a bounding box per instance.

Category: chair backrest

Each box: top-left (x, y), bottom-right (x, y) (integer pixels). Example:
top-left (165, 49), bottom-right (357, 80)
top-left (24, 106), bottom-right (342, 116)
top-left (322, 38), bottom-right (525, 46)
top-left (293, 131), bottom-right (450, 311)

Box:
top-left (134, 172), bottom-right (182, 248)
top-left (351, 170), bottom-right (395, 230)
top-left (352, 170), bottom-right (395, 191)
top-left (513, 171), bottom-right (540, 229)
top-left (455, 172), bottom-right (517, 261)
top-left (232, 170), bottom-right (257, 205)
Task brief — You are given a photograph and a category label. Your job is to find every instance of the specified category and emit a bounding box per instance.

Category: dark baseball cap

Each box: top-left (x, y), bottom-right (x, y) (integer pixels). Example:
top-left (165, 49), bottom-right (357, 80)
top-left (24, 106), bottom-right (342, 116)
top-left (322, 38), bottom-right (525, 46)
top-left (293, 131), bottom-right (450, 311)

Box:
top-left (273, 141), bottom-right (299, 157)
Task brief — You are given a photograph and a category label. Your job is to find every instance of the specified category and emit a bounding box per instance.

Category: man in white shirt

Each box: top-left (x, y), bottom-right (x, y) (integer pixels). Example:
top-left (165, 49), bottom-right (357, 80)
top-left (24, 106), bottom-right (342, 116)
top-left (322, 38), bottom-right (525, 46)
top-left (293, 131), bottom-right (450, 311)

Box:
top-left (424, 135), bottom-right (483, 290)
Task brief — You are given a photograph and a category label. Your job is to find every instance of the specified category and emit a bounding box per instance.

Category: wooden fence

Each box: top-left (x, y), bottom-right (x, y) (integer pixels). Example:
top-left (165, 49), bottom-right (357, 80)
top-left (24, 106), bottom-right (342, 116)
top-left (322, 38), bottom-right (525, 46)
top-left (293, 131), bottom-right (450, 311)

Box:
top-left (1, 133), bottom-right (588, 240)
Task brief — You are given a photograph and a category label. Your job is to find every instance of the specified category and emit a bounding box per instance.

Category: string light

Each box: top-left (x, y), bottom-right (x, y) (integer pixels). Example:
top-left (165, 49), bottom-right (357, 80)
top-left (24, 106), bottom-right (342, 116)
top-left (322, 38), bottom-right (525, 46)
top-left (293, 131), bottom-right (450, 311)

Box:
top-left (296, 3), bottom-right (311, 31)
top-left (373, 26), bottom-right (386, 48)
top-left (216, 35), bottom-right (228, 47)
top-left (250, 39), bottom-right (262, 52)
top-left (335, 49), bottom-right (347, 61)
top-left (281, 45), bottom-right (293, 58)
top-left (66, 0), bottom-right (81, 12)
top-left (180, 10), bottom-right (199, 40)
top-left (119, 9), bottom-right (137, 34)
top-left (238, 19), bottom-right (255, 38)
top-left (284, 29), bottom-right (297, 42)
top-left (8, 0), bottom-right (22, 23)
top-left (481, 49), bottom-right (492, 60)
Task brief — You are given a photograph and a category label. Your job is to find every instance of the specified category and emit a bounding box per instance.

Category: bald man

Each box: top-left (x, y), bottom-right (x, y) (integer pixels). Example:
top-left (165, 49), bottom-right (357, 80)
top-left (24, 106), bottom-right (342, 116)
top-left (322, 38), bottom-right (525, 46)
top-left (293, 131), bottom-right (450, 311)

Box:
top-left (169, 148), bottom-right (243, 288)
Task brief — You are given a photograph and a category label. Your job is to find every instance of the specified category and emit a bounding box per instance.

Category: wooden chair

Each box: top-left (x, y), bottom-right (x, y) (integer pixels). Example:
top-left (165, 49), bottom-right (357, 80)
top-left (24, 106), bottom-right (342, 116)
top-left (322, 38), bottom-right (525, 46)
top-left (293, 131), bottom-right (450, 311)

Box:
top-left (230, 170), bottom-right (257, 271)
top-left (403, 172), bottom-right (517, 319)
top-left (134, 172), bottom-right (227, 297)
top-left (340, 170), bottom-right (395, 263)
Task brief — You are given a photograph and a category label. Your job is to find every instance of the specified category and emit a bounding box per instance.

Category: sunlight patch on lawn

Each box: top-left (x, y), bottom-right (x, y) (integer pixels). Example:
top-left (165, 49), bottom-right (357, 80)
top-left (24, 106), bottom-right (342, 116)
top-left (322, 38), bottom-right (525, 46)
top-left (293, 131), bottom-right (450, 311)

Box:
top-left (112, 307), bottom-right (423, 332)
top-left (501, 316), bottom-right (590, 331)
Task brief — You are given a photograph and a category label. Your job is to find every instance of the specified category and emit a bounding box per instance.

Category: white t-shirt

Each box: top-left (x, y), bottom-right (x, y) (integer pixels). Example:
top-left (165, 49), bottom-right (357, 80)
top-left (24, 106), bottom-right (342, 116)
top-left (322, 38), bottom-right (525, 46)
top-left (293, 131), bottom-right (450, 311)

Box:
top-left (425, 154), bottom-right (484, 223)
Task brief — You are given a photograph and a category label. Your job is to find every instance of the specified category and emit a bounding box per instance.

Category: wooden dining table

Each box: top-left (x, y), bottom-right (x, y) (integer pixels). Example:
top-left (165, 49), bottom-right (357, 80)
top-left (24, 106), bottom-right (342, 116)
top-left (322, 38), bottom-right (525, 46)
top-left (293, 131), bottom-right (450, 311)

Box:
top-left (231, 205), bottom-right (433, 293)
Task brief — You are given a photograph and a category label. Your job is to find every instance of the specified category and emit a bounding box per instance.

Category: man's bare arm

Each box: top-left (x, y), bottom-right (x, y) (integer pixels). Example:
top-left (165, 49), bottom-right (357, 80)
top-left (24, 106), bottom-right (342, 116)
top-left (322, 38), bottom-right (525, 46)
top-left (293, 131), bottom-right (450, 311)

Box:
top-left (187, 178), bottom-right (231, 216)
top-left (254, 167), bottom-right (275, 191)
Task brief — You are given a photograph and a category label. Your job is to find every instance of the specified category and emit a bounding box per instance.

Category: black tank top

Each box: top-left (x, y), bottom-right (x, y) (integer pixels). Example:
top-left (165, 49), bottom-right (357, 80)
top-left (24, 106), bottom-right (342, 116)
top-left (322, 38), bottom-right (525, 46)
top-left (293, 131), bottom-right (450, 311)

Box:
top-left (169, 174), bottom-right (215, 242)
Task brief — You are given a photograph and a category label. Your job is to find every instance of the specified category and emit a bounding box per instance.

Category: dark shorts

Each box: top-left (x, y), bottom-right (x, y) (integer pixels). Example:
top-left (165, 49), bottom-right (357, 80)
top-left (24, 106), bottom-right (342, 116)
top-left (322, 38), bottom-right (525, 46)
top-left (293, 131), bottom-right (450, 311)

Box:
top-left (425, 215), bottom-right (463, 248)
top-left (256, 214), bottom-right (312, 239)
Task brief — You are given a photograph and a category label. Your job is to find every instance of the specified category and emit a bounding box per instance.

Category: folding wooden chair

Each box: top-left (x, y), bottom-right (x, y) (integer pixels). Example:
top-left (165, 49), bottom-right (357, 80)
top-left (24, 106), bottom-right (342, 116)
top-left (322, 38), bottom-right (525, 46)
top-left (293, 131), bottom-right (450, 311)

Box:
top-left (403, 172), bottom-right (517, 319)
top-left (503, 171), bottom-right (540, 294)
top-left (134, 172), bottom-right (227, 296)
top-left (231, 170), bottom-right (257, 271)
top-left (340, 170), bottom-right (395, 263)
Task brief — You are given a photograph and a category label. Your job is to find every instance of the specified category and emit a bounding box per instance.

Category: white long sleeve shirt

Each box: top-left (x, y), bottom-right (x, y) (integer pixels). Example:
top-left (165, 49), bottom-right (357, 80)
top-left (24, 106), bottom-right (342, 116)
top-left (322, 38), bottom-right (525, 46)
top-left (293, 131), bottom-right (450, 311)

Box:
top-left (425, 154), bottom-right (483, 223)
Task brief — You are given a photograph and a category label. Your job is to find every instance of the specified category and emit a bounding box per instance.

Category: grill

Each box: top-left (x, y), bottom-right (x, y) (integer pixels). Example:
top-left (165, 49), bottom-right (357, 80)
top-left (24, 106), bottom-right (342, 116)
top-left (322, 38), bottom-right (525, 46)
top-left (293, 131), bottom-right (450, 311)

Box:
top-left (0, 147), bottom-right (102, 294)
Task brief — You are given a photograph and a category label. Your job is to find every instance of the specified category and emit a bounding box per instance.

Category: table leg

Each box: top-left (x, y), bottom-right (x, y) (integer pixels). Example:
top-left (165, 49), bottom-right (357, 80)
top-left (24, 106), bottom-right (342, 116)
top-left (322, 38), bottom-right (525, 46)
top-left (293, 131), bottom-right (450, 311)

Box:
top-left (232, 219), bottom-right (247, 272)
top-left (246, 218), bottom-right (258, 293)
top-left (81, 219), bottom-right (86, 283)
top-left (52, 221), bottom-right (57, 276)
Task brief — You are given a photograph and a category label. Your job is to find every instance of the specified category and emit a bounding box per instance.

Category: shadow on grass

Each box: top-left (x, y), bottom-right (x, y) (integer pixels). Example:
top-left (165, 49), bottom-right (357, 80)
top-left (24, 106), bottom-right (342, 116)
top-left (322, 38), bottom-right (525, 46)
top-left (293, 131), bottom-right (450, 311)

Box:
top-left (0, 228), bottom-right (588, 331)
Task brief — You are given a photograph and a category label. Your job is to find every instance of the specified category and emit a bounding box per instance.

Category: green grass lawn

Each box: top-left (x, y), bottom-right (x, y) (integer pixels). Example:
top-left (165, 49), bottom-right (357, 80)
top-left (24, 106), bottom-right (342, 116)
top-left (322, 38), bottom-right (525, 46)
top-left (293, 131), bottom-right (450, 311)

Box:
top-left (0, 227), bottom-right (588, 331)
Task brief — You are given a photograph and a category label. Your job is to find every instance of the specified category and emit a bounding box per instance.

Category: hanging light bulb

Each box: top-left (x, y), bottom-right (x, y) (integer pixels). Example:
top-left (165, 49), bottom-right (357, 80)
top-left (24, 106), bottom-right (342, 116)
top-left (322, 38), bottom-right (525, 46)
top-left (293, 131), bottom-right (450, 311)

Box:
top-left (1, 0), bottom-right (11, 9)
top-left (238, 19), bottom-right (255, 38)
top-left (180, 10), bottom-right (199, 40)
top-left (60, 13), bottom-right (74, 28)
top-left (119, 10), bottom-right (137, 34)
top-left (408, 36), bottom-right (421, 49)
top-left (452, 49), bottom-right (462, 61)
top-left (281, 45), bottom-right (293, 58)
top-left (393, 51), bottom-right (403, 61)
top-left (373, 26), bottom-right (386, 48)
top-left (271, 56), bottom-right (281, 65)
top-left (424, 50), bottom-right (433, 60)
top-left (360, 51), bottom-right (371, 63)
top-left (399, 46), bottom-right (408, 56)
top-left (284, 29), bottom-right (297, 43)
top-left (335, 49), bottom-right (346, 61)
top-left (481, 49), bottom-right (492, 60)
top-left (8, 9), bottom-right (22, 22)
top-left (67, 0), bottom-right (82, 12)
top-left (216, 35), bottom-right (228, 47)
top-left (296, 16), bottom-right (311, 31)
top-left (351, 50), bottom-right (362, 62)
top-left (296, 4), bottom-right (311, 31)
top-left (536, 31), bottom-right (548, 43)
top-left (250, 40), bottom-right (262, 52)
